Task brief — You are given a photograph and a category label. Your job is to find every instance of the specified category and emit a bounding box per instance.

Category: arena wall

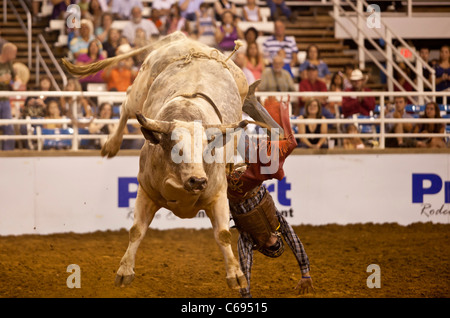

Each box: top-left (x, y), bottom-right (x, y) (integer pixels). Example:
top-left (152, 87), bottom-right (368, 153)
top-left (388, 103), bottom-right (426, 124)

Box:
top-left (1, 151), bottom-right (449, 235)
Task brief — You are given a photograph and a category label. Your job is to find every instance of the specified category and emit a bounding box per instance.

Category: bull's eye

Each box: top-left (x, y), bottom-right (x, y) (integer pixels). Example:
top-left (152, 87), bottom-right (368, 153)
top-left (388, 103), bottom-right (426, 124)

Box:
top-left (179, 148), bottom-right (183, 156)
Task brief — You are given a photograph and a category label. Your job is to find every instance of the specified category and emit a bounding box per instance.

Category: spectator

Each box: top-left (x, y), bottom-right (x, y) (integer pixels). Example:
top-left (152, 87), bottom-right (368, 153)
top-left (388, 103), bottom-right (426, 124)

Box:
top-left (111, 0), bottom-right (143, 20)
top-left (245, 42), bottom-right (264, 81)
top-left (149, 6), bottom-right (166, 34)
top-left (96, 12), bottom-right (114, 43)
top-left (394, 61), bottom-right (414, 95)
top-left (342, 63), bottom-right (355, 90)
top-left (165, 3), bottom-right (190, 34)
top-left (298, 65), bottom-right (328, 116)
top-left (43, 100), bottom-right (64, 129)
top-left (178, 0), bottom-right (203, 21)
top-left (122, 6), bottom-right (159, 45)
top-left (23, 76), bottom-right (58, 118)
top-left (196, 3), bottom-right (217, 47)
top-left (152, 0), bottom-right (176, 24)
top-left (102, 28), bottom-right (121, 58)
top-left (418, 46), bottom-right (432, 85)
top-left (434, 45), bottom-right (450, 102)
top-left (385, 96), bottom-right (423, 148)
top-left (215, 10), bottom-right (244, 52)
top-left (266, 0), bottom-right (295, 22)
top-left (102, 44), bottom-right (138, 91)
top-left (343, 124), bottom-right (365, 150)
top-left (326, 72), bottom-right (344, 119)
top-left (60, 78), bottom-right (94, 122)
top-left (299, 44), bottom-right (331, 85)
top-left (85, 0), bottom-right (104, 29)
top-left (76, 40), bottom-right (105, 90)
top-left (244, 26), bottom-right (258, 46)
top-left (214, 0), bottom-right (237, 22)
top-left (88, 102), bottom-right (119, 149)
top-left (341, 69), bottom-right (375, 118)
top-left (0, 43), bottom-right (17, 151)
top-left (262, 19), bottom-right (298, 69)
top-left (413, 101), bottom-right (447, 148)
top-left (234, 52), bottom-right (255, 85)
top-left (296, 98), bottom-right (328, 149)
top-left (243, 0), bottom-right (261, 22)
top-left (259, 55), bottom-right (296, 92)
top-left (0, 31), bottom-right (7, 53)
top-left (69, 19), bottom-right (96, 60)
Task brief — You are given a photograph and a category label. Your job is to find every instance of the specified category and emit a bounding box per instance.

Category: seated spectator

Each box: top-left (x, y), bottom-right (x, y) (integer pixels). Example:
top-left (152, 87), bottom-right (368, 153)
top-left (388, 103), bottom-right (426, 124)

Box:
top-left (327, 71), bottom-right (344, 116)
top-left (102, 44), bottom-right (138, 92)
top-left (10, 62), bottom-right (30, 115)
top-left (243, 0), bottom-right (261, 22)
top-left (259, 55), bottom-right (296, 92)
top-left (214, 0), bottom-right (237, 22)
top-left (196, 3), bottom-right (217, 47)
top-left (385, 96), bottom-right (423, 148)
top-left (434, 45), bottom-right (450, 103)
top-left (111, 0), bottom-right (143, 20)
top-left (122, 6), bottom-right (159, 46)
top-left (341, 69), bottom-right (375, 118)
top-left (413, 101), bottom-right (447, 148)
top-left (296, 98), bottom-right (328, 149)
top-left (245, 42), bottom-right (264, 81)
top-left (85, 0), bottom-right (104, 30)
top-left (96, 12), bottom-right (114, 43)
top-left (23, 76), bottom-right (58, 117)
top-left (165, 3), bottom-right (190, 34)
top-left (215, 10), bottom-right (244, 52)
top-left (343, 124), bottom-right (365, 150)
top-left (262, 19), bottom-right (298, 68)
top-left (0, 42), bottom-right (17, 151)
top-left (152, 0), bottom-right (176, 25)
top-left (234, 52), bottom-right (255, 85)
top-left (76, 40), bottom-right (105, 90)
top-left (88, 102), bottom-right (119, 149)
top-left (298, 65), bottom-right (328, 116)
top-left (43, 99), bottom-right (64, 129)
top-left (266, 0), bottom-right (295, 22)
top-left (394, 61), bottom-right (414, 94)
top-left (244, 26), bottom-right (258, 46)
top-left (102, 28), bottom-right (121, 58)
top-left (60, 78), bottom-right (94, 122)
top-left (179, 0), bottom-right (203, 22)
top-left (342, 63), bottom-right (355, 90)
top-left (299, 44), bottom-right (331, 85)
top-left (149, 6), bottom-right (166, 34)
top-left (69, 19), bottom-right (96, 60)
top-left (418, 46), bottom-right (432, 86)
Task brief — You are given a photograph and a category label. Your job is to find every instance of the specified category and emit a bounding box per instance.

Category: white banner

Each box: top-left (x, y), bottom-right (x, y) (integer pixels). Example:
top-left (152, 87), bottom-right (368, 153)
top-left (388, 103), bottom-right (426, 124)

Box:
top-left (0, 154), bottom-right (449, 235)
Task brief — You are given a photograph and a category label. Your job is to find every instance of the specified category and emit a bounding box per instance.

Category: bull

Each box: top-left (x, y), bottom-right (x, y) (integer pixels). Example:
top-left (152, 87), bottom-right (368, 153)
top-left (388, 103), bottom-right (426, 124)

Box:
top-left (62, 32), bottom-right (281, 291)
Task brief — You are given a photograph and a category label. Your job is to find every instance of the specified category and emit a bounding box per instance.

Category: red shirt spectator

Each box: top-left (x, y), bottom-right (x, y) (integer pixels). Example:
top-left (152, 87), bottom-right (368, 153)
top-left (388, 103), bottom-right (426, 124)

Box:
top-left (298, 65), bottom-right (327, 109)
top-left (341, 69), bottom-right (375, 117)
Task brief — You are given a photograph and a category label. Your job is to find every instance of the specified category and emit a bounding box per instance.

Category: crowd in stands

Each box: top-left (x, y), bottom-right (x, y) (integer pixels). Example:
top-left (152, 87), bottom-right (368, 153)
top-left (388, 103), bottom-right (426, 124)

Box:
top-left (0, 0), bottom-right (449, 151)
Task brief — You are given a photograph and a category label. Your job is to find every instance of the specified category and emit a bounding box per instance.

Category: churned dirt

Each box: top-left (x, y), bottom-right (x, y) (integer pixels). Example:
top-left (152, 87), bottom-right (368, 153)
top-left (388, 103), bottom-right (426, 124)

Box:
top-left (0, 222), bottom-right (449, 298)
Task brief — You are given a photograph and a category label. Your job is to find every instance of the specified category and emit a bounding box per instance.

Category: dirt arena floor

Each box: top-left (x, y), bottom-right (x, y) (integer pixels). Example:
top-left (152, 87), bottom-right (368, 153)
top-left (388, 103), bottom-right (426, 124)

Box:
top-left (0, 222), bottom-right (449, 298)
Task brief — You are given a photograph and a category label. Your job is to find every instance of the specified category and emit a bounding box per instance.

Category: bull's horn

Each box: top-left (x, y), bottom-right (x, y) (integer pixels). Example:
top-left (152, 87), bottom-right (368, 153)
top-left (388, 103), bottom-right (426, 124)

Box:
top-left (135, 112), bottom-right (173, 134)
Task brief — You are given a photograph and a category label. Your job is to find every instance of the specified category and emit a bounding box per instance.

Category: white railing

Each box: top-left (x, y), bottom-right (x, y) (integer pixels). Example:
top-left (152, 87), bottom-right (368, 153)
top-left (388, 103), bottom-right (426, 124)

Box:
top-left (1, 90), bottom-right (449, 151)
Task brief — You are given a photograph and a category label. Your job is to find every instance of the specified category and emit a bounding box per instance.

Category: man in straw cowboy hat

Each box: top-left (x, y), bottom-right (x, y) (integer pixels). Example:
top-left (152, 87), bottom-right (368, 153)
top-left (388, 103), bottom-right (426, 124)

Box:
top-left (342, 69), bottom-right (376, 118)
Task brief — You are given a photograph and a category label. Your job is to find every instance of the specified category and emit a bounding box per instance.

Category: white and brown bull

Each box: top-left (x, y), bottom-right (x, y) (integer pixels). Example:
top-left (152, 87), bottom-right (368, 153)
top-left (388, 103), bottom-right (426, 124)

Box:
top-left (62, 32), bottom-right (280, 291)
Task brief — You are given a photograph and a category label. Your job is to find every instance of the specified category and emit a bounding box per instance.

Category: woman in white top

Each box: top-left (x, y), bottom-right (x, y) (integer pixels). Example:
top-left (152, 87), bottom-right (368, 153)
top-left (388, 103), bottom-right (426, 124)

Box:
top-left (243, 0), bottom-right (261, 22)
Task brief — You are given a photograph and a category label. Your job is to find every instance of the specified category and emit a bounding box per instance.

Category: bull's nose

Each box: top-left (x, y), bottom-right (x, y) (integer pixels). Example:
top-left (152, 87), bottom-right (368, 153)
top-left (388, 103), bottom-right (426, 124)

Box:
top-left (185, 177), bottom-right (208, 192)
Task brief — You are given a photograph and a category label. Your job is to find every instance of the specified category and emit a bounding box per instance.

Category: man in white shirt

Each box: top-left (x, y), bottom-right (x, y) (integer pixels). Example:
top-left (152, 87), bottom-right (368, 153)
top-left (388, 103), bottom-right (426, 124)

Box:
top-left (122, 6), bottom-right (160, 45)
top-left (111, 0), bottom-right (144, 20)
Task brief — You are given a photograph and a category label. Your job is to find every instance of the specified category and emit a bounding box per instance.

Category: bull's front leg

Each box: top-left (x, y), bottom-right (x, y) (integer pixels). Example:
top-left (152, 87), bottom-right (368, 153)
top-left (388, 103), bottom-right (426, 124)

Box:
top-left (115, 185), bottom-right (159, 287)
top-left (207, 192), bottom-right (247, 290)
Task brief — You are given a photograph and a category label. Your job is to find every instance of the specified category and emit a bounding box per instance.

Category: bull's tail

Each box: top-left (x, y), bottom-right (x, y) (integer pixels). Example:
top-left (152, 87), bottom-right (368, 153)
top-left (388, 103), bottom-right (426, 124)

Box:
top-left (61, 32), bottom-right (187, 78)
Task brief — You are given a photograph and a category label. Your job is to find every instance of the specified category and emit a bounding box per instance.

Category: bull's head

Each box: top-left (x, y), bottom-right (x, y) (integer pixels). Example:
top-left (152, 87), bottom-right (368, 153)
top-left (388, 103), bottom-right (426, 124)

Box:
top-left (136, 112), bottom-right (248, 196)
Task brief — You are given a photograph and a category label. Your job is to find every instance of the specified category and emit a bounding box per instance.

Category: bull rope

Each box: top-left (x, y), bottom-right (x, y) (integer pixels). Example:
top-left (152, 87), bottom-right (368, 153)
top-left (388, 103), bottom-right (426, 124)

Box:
top-left (171, 40), bottom-right (244, 70)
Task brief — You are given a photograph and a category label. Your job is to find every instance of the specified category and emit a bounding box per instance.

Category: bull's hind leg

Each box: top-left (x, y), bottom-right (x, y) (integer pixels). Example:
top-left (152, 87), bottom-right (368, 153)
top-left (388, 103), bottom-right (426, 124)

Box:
top-left (206, 192), bottom-right (247, 290)
top-left (115, 186), bottom-right (159, 287)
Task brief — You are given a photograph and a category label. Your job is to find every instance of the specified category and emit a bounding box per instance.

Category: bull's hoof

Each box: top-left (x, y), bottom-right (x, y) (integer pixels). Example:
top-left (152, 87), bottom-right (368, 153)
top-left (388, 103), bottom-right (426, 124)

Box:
top-left (115, 265), bottom-right (135, 287)
top-left (101, 139), bottom-right (121, 158)
top-left (226, 274), bottom-right (248, 290)
top-left (115, 273), bottom-right (135, 287)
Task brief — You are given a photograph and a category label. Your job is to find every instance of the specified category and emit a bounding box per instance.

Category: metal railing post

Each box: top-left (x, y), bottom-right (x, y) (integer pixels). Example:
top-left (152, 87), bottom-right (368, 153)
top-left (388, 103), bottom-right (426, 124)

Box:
top-left (357, 0), bottom-right (365, 70)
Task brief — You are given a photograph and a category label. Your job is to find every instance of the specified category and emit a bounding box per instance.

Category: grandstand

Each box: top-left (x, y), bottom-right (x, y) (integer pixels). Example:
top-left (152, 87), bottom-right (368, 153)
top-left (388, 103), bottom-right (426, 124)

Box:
top-left (0, 0), bottom-right (450, 150)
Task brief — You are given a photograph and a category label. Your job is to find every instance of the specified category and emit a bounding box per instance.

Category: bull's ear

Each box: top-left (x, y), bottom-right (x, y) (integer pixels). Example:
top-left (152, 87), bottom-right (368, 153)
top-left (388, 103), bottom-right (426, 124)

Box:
top-left (141, 127), bottom-right (161, 144)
